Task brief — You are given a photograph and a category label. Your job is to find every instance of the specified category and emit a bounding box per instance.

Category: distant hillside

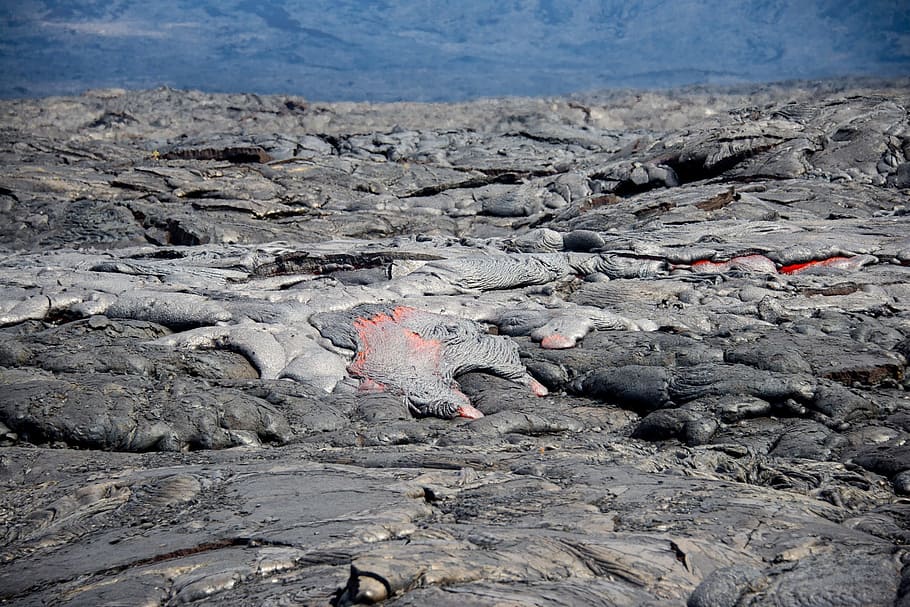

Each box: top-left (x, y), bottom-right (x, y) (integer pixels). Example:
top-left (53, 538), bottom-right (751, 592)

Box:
top-left (1, 1), bottom-right (907, 100)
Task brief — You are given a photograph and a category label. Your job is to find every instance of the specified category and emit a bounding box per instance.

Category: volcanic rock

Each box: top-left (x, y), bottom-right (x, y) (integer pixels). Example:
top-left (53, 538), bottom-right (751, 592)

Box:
top-left (0, 80), bottom-right (908, 605)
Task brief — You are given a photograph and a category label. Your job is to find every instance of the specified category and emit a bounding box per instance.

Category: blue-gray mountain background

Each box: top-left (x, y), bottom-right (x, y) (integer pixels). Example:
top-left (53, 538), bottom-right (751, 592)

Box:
top-left (1, 1), bottom-right (908, 101)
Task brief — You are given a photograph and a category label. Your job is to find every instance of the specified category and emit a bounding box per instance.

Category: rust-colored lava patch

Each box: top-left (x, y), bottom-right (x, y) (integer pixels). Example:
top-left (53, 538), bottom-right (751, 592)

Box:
top-left (346, 306), bottom-right (483, 419)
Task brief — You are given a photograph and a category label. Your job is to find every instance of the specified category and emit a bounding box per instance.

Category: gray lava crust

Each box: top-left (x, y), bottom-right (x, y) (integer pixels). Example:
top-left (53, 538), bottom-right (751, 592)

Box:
top-left (1, 80), bottom-right (909, 605)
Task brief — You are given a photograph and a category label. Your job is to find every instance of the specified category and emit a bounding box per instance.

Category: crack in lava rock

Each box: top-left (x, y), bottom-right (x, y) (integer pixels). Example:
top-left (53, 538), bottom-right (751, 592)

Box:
top-left (313, 304), bottom-right (547, 419)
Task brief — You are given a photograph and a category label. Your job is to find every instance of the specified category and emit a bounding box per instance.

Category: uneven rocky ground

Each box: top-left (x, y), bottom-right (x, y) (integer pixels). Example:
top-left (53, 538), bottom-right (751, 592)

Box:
top-left (1, 80), bottom-right (909, 606)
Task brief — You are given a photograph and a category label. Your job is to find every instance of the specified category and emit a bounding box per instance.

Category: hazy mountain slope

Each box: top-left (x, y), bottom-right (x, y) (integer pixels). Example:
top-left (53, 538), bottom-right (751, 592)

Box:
top-left (1, 0), bottom-right (908, 100)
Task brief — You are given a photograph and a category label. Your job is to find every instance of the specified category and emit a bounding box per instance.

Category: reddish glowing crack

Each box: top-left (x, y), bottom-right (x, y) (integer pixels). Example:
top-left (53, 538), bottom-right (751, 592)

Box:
top-left (688, 254), bottom-right (871, 275)
top-left (779, 256), bottom-right (851, 274)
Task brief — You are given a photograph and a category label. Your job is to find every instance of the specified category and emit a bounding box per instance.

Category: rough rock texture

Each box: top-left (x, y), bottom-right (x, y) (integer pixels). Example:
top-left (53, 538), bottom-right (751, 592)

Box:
top-left (0, 81), bottom-right (909, 605)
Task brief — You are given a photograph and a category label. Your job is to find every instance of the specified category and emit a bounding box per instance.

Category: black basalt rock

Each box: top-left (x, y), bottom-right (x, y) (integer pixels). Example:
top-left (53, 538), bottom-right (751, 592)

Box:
top-left (0, 82), bottom-right (908, 606)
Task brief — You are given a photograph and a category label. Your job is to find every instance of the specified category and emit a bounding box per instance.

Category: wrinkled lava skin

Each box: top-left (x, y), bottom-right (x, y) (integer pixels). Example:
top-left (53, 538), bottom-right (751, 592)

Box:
top-left (315, 304), bottom-right (545, 419)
